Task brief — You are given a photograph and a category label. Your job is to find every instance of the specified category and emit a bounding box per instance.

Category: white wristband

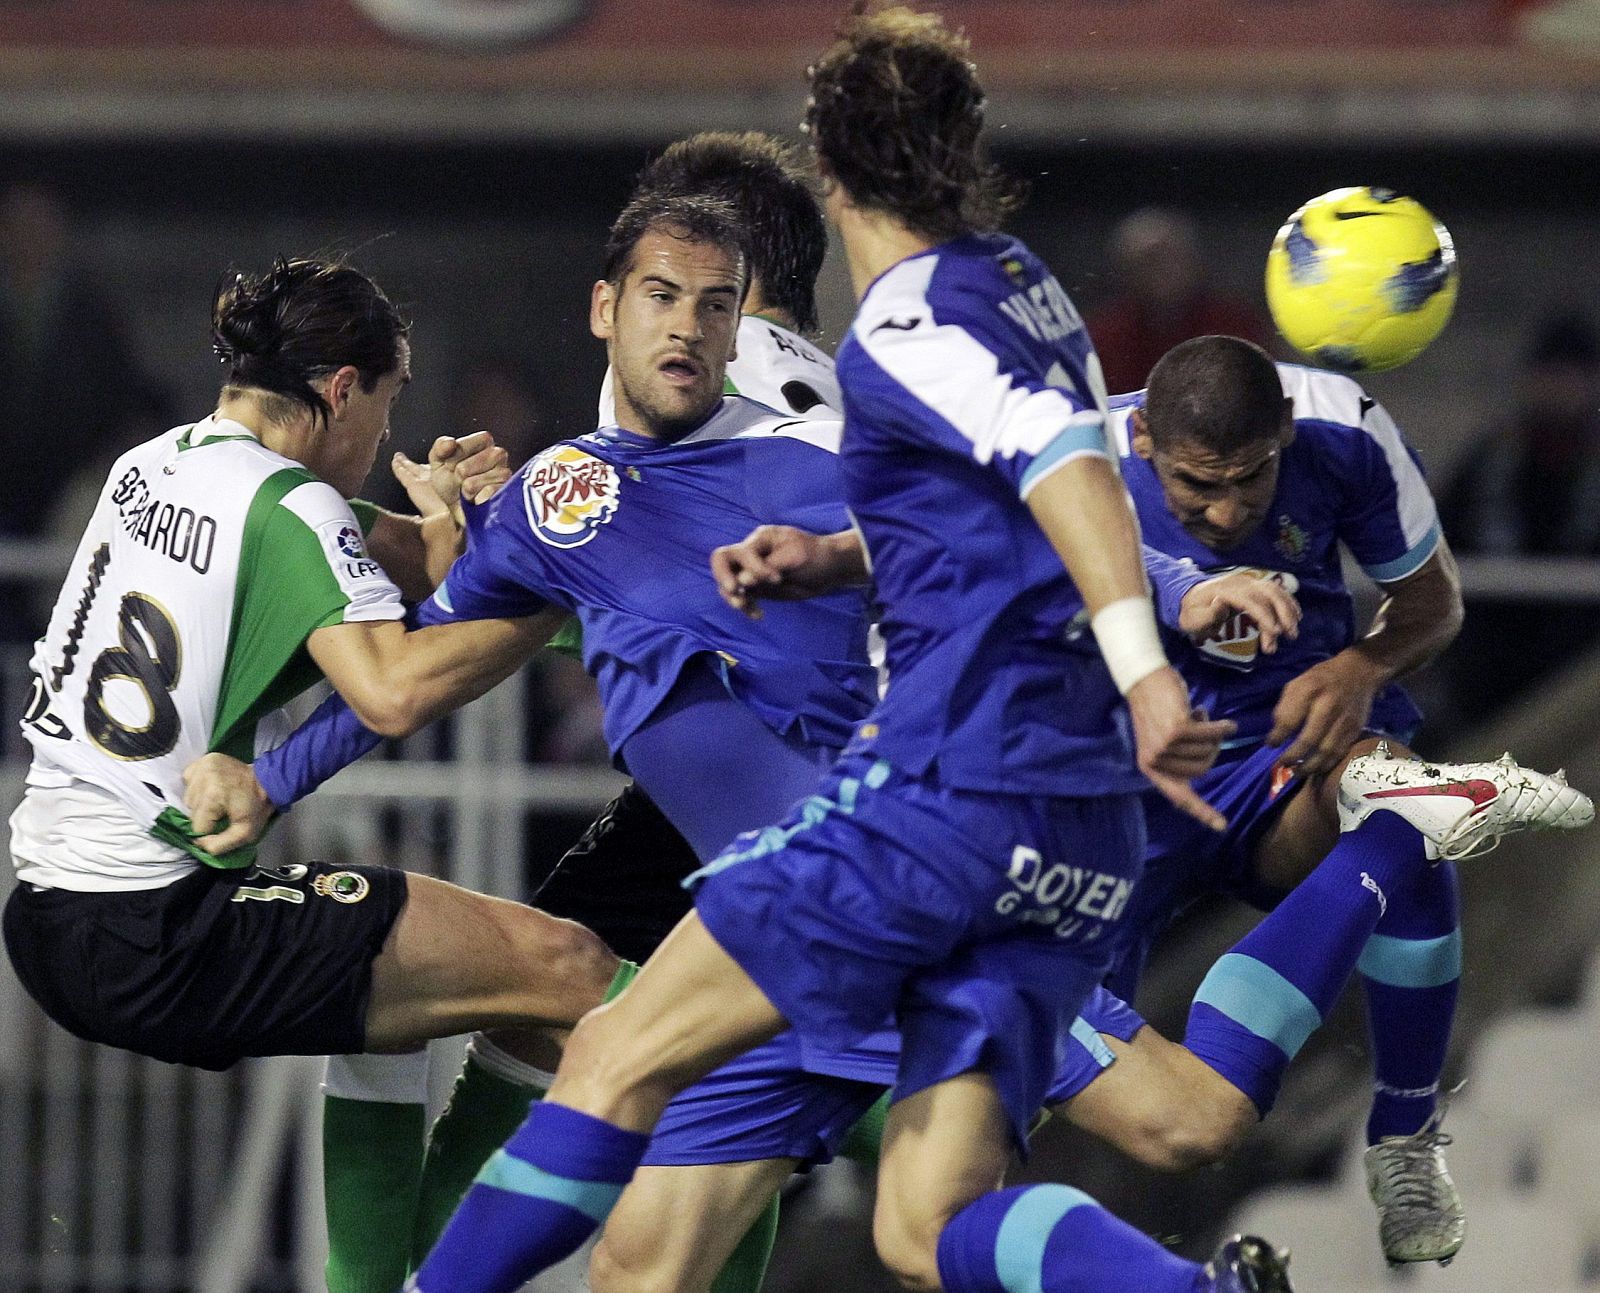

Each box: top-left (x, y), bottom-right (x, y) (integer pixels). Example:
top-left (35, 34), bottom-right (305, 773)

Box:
top-left (1090, 596), bottom-right (1168, 696)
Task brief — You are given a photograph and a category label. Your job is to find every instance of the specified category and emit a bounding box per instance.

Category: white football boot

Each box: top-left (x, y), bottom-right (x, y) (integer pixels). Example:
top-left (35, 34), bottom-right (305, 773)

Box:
top-left (1364, 1109), bottom-right (1465, 1265)
top-left (1337, 742), bottom-right (1594, 861)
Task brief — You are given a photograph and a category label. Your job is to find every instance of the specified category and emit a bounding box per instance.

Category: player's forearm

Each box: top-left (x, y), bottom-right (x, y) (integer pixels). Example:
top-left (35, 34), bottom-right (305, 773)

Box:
top-left (255, 689), bottom-right (386, 810)
top-left (1349, 544), bottom-right (1464, 684)
top-left (364, 509), bottom-right (464, 602)
top-left (309, 611), bottom-right (552, 739)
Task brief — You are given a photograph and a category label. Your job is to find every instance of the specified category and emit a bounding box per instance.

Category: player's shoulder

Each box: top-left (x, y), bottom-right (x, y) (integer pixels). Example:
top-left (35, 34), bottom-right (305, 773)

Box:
top-left (1105, 390), bottom-right (1146, 458)
top-left (682, 395), bottom-right (843, 455)
top-left (1278, 361), bottom-right (1375, 429)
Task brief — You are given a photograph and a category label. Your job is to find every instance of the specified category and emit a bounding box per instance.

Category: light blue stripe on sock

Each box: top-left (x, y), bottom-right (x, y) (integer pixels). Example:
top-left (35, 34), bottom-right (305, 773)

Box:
top-left (1069, 1016), bottom-right (1116, 1070)
top-left (995, 1185), bottom-right (1095, 1293)
top-left (1194, 953), bottom-right (1322, 1058)
top-left (474, 1149), bottom-right (625, 1223)
top-left (1358, 930), bottom-right (1462, 988)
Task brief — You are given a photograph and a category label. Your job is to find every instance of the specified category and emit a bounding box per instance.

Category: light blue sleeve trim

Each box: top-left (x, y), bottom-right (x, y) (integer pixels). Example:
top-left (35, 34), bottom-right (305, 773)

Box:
top-left (474, 1149), bottom-right (625, 1223)
top-left (1068, 1016), bottom-right (1116, 1070)
top-left (1361, 522), bottom-right (1440, 584)
top-left (1018, 421), bottom-right (1110, 500)
top-left (1357, 930), bottom-right (1462, 988)
top-left (996, 1185), bottom-right (1096, 1293)
top-left (1193, 953), bottom-right (1321, 1058)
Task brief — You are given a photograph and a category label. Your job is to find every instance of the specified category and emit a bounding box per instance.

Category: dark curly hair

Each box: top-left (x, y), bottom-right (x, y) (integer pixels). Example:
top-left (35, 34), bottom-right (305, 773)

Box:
top-left (804, 5), bottom-right (1022, 241)
top-left (635, 132), bottom-right (825, 335)
top-left (212, 256), bottom-right (408, 427)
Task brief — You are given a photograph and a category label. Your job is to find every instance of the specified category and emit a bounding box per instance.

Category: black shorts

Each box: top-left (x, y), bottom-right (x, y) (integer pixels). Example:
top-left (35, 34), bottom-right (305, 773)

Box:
top-left (531, 782), bottom-right (699, 965)
top-left (3, 860), bottom-right (407, 1071)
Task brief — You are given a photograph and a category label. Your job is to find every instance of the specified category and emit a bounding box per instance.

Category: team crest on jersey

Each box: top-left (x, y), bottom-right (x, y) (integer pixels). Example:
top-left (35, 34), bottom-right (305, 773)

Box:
top-left (312, 871), bottom-right (370, 904)
top-left (523, 445), bottom-right (622, 549)
top-left (1197, 567), bottom-right (1301, 670)
top-left (1274, 515), bottom-right (1311, 564)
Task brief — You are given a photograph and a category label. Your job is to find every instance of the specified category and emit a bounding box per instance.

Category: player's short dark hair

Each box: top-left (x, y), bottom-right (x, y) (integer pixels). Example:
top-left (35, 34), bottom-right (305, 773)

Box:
top-left (212, 256), bottom-right (408, 427)
top-left (635, 132), bottom-right (825, 335)
top-left (1144, 335), bottom-right (1286, 453)
top-left (804, 5), bottom-right (1022, 242)
top-left (602, 191), bottom-right (752, 299)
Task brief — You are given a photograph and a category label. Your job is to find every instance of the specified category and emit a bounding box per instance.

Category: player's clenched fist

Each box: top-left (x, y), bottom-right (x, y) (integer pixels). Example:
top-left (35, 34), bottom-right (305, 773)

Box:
top-left (183, 752), bottom-right (275, 857)
top-left (711, 525), bottom-right (869, 618)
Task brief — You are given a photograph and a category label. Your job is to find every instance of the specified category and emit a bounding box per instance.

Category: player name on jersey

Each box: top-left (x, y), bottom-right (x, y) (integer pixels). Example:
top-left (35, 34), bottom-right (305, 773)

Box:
top-left (112, 464), bottom-right (218, 574)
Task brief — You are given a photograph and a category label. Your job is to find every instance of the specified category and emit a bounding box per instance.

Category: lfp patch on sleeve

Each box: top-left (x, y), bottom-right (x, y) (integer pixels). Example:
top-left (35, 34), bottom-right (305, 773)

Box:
top-left (522, 446), bottom-right (622, 549)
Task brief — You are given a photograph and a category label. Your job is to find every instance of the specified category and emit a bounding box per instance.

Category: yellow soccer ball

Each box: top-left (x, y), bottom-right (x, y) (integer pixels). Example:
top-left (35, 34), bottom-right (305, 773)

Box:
top-left (1265, 187), bottom-right (1458, 373)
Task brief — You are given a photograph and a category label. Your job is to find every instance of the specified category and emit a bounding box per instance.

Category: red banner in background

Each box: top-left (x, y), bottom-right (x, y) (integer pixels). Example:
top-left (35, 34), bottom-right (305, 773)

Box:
top-left (0, 0), bottom-right (1512, 53)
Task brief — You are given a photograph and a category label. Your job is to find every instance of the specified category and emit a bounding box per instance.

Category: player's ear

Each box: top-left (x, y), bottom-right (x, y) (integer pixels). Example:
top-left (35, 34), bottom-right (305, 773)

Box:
top-left (591, 278), bottom-right (616, 341)
top-left (1130, 407), bottom-right (1156, 460)
top-left (325, 366), bottom-right (359, 421)
top-left (1277, 396), bottom-right (1295, 447)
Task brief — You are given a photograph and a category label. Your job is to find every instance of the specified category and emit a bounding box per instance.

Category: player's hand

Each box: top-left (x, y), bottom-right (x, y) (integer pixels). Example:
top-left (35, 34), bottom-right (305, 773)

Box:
top-left (711, 526), bottom-right (866, 618)
top-left (1178, 572), bottom-right (1301, 654)
top-left (182, 753), bottom-right (275, 855)
top-left (1267, 651), bottom-right (1383, 776)
top-left (392, 432), bottom-right (511, 519)
top-left (1124, 666), bottom-right (1236, 831)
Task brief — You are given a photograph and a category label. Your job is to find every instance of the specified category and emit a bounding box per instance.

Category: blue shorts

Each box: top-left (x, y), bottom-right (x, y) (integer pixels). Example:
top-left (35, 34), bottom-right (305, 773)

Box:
top-left (690, 752), bottom-right (1145, 1147)
top-left (1042, 985), bottom-right (1149, 1106)
top-left (1105, 738), bottom-right (1306, 1001)
top-left (643, 1029), bottom-right (885, 1167)
top-left (642, 983), bottom-right (1147, 1166)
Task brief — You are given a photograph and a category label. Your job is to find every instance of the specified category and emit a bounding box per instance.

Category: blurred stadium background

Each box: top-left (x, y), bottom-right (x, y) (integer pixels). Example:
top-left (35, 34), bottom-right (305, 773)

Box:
top-left (4, 1), bottom-right (1600, 1289)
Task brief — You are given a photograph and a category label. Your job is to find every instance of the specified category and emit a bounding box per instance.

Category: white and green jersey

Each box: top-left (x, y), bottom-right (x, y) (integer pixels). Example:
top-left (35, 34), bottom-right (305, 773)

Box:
top-left (597, 313), bottom-right (842, 426)
top-left (11, 415), bottom-right (404, 891)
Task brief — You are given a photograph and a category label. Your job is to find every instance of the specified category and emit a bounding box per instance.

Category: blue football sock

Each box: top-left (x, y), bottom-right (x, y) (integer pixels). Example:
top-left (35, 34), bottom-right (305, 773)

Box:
top-left (410, 1101), bottom-right (648, 1293)
top-left (1185, 812), bottom-right (1427, 1114)
top-left (936, 1184), bottom-right (1202, 1292)
top-left (1359, 859), bottom-right (1461, 1142)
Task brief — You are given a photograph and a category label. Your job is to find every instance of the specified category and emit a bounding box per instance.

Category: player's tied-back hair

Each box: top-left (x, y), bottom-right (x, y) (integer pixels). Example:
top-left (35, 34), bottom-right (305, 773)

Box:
top-left (602, 191), bottom-right (754, 298)
top-left (804, 3), bottom-right (1023, 241)
top-left (212, 255), bottom-right (409, 427)
top-left (635, 132), bottom-right (827, 336)
top-left (1145, 335), bottom-right (1287, 453)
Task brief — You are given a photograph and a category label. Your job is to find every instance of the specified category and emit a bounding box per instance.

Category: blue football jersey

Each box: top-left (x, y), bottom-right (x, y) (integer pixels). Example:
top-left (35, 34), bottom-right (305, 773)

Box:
top-left (430, 397), bottom-right (876, 756)
top-left (1112, 362), bottom-right (1436, 746)
top-left (836, 232), bottom-right (1144, 797)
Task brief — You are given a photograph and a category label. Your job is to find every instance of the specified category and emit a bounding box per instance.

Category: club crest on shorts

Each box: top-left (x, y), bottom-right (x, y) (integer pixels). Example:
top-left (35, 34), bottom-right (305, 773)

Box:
top-left (1197, 567), bottom-right (1300, 670)
top-left (523, 445), bottom-right (621, 548)
top-left (312, 871), bottom-right (371, 904)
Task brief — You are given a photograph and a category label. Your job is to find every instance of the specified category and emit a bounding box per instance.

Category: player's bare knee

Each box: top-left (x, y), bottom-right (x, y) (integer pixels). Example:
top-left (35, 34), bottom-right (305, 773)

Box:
top-left (872, 1201), bottom-right (947, 1291)
top-left (558, 1004), bottom-right (677, 1110)
top-left (1141, 1085), bottom-right (1256, 1171)
top-left (504, 907), bottom-right (617, 1003)
top-left (589, 1231), bottom-right (661, 1293)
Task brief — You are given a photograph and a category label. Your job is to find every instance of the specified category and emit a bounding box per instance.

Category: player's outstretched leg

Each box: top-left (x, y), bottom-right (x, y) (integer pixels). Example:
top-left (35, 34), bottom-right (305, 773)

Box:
top-left (407, 911), bottom-right (788, 1293)
top-left (879, 1077), bottom-right (1294, 1292)
top-left (409, 963), bottom-right (639, 1267)
top-left (1357, 857), bottom-right (1464, 1266)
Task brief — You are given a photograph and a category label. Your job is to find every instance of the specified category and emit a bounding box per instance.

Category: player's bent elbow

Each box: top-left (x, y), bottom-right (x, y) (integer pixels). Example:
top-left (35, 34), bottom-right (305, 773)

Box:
top-left (338, 684), bottom-right (426, 740)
